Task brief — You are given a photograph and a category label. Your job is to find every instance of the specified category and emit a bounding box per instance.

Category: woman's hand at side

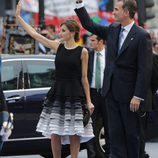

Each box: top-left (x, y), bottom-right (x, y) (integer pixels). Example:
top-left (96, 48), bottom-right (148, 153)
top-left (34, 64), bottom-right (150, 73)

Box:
top-left (87, 102), bottom-right (94, 115)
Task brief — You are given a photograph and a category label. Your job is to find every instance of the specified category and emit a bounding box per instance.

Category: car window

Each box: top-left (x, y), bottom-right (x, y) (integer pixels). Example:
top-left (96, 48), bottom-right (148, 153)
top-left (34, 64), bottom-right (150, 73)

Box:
top-left (1, 60), bottom-right (22, 90)
top-left (24, 60), bottom-right (55, 88)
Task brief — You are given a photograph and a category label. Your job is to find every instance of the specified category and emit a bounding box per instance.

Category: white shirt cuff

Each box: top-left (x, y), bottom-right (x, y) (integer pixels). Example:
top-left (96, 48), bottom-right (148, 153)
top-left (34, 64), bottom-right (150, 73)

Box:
top-left (134, 96), bottom-right (144, 101)
top-left (75, 2), bottom-right (84, 9)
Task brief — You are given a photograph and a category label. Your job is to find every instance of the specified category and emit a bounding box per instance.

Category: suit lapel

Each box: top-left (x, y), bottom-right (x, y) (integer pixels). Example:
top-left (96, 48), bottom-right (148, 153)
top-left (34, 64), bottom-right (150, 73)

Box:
top-left (117, 24), bottom-right (137, 57)
top-left (113, 25), bottom-right (121, 57)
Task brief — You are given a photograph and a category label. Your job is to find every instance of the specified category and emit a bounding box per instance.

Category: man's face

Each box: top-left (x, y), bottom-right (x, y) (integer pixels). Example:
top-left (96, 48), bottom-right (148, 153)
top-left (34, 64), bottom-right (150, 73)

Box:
top-left (90, 35), bottom-right (99, 50)
top-left (112, 1), bottom-right (126, 23)
top-left (47, 27), bottom-right (54, 34)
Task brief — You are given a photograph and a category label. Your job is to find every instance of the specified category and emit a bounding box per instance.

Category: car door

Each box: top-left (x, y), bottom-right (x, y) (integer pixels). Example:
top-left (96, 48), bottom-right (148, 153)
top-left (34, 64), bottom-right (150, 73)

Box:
top-left (23, 58), bottom-right (55, 137)
top-left (1, 59), bottom-right (26, 138)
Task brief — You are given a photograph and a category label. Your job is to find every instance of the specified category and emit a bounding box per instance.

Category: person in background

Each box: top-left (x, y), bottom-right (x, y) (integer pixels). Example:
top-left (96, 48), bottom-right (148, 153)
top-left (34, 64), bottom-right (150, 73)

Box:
top-left (38, 29), bottom-right (49, 54)
top-left (82, 34), bottom-right (90, 48)
top-left (141, 41), bottom-right (158, 158)
top-left (0, 90), bottom-right (8, 152)
top-left (0, 36), bottom-right (6, 54)
top-left (74, 0), bottom-right (153, 158)
top-left (151, 42), bottom-right (158, 103)
top-left (0, 56), bottom-right (9, 152)
top-left (0, 42), bottom-right (2, 54)
top-left (16, 1), bottom-right (94, 158)
top-left (38, 25), bottom-right (57, 54)
top-left (152, 42), bottom-right (158, 55)
top-left (140, 40), bottom-right (158, 158)
top-left (46, 24), bottom-right (56, 40)
top-left (87, 34), bottom-right (110, 158)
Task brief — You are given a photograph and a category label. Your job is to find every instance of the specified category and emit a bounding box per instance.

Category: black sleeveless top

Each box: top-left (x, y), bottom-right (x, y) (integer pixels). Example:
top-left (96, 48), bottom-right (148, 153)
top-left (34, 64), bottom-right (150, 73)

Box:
top-left (47, 43), bottom-right (85, 101)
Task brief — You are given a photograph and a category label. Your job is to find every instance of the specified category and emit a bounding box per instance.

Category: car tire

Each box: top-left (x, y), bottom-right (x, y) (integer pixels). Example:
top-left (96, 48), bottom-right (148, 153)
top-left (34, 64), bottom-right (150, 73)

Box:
top-left (94, 117), bottom-right (105, 158)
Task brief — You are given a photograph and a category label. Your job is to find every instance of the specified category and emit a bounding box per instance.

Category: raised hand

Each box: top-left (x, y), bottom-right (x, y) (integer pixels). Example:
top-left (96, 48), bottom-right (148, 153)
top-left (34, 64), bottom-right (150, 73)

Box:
top-left (16, 1), bottom-right (21, 19)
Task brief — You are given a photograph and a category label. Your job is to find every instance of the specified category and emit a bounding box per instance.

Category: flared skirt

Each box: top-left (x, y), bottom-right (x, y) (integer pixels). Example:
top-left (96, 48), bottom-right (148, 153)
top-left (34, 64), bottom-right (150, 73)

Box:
top-left (36, 99), bottom-right (94, 145)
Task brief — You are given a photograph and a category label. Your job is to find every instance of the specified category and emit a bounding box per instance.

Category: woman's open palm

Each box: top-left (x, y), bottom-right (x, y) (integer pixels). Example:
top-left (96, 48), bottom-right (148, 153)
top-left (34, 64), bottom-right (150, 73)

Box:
top-left (16, 1), bottom-right (21, 19)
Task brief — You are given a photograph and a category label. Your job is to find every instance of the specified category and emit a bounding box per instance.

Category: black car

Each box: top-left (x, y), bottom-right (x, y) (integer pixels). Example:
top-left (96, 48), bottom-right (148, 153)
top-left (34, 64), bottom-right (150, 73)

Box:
top-left (0, 54), bottom-right (158, 158)
top-left (0, 54), bottom-right (55, 157)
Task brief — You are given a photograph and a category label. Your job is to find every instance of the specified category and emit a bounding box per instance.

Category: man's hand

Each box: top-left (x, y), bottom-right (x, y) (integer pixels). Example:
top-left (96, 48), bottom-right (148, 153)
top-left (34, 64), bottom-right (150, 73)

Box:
top-left (130, 97), bottom-right (141, 112)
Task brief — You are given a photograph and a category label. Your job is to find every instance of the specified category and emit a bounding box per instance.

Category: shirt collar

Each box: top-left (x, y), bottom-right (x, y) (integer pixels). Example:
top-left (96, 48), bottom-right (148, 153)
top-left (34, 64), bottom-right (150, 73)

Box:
top-left (95, 48), bottom-right (105, 56)
top-left (122, 21), bottom-right (135, 33)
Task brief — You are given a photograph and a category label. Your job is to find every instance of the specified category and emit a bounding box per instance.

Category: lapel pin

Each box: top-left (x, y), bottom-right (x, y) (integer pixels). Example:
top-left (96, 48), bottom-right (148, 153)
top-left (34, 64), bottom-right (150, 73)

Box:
top-left (131, 38), bottom-right (134, 40)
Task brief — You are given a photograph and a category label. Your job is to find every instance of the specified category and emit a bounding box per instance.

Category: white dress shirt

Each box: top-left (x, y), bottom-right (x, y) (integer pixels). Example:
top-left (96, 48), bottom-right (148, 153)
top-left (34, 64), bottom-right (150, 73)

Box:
top-left (120, 21), bottom-right (134, 48)
top-left (91, 48), bottom-right (105, 89)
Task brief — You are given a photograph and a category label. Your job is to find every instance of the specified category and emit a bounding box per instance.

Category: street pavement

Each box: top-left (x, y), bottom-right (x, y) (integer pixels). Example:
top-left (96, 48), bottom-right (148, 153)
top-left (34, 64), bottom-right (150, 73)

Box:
top-left (145, 142), bottom-right (158, 158)
top-left (1, 142), bottom-right (158, 158)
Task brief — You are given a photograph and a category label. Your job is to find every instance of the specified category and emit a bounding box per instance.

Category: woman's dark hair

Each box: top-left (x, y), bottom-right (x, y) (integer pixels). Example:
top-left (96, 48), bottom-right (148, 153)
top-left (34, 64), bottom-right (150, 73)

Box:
top-left (122, 0), bottom-right (137, 19)
top-left (60, 19), bottom-right (80, 42)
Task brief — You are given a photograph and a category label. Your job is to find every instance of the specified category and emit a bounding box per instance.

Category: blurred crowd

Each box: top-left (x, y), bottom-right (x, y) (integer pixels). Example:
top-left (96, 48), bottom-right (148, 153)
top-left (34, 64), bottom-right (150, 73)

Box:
top-left (150, 30), bottom-right (158, 55)
top-left (0, 14), bottom-right (158, 57)
top-left (0, 15), bottom-right (59, 54)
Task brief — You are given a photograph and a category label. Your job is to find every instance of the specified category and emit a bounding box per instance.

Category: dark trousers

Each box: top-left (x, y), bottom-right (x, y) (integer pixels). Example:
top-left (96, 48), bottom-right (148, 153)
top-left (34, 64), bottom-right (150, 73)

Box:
top-left (106, 93), bottom-right (140, 158)
top-left (0, 121), bottom-right (3, 152)
top-left (0, 136), bottom-right (3, 152)
top-left (139, 112), bottom-right (149, 158)
top-left (86, 88), bottom-right (110, 158)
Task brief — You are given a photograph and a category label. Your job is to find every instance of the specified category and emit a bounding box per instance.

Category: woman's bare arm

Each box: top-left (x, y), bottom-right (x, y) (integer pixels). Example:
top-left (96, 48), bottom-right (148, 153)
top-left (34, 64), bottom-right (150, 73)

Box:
top-left (16, 1), bottom-right (59, 51)
top-left (81, 48), bottom-right (94, 114)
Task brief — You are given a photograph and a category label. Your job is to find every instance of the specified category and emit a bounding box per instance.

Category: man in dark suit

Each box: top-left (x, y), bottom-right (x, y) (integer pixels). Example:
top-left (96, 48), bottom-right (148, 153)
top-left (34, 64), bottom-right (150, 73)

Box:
top-left (152, 42), bottom-right (158, 95)
top-left (0, 56), bottom-right (9, 151)
top-left (87, 34), bottom-right (110, 158)
top-left (0, 89), bottom-right (8, 151)
top-left (74, 0), bottom-right (153, 158)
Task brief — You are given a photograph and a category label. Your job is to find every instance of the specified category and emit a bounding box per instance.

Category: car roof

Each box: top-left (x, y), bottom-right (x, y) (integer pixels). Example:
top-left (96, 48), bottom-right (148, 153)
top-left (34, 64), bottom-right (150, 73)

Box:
top-left (0, 54), bottom-right (56, 60)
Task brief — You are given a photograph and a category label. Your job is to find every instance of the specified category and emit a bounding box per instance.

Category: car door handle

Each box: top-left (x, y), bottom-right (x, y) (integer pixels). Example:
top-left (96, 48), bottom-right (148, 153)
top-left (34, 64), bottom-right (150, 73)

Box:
top-left (6, 96), bottom-right (22, 103)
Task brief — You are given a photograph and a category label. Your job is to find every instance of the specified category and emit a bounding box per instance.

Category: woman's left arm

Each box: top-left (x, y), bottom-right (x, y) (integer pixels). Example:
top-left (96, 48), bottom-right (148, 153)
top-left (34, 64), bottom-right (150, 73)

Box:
top-left (81, 48), bottom-right (94, 115)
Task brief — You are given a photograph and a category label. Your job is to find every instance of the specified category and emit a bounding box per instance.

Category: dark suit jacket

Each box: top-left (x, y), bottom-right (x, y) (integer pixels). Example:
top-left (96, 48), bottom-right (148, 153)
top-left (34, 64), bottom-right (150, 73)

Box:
top-left (0, 56), bottom-right (7, 112)
top-left (0, 56), bottom-right (8, 127)
top-left (75, 7), bottom-right (153, 111)
top-left (151, 53), bottom-right (158, 110)
top-left (0, 88), bottom-right (7, 112)
top-left (151, 53), bottom-right (158, 94)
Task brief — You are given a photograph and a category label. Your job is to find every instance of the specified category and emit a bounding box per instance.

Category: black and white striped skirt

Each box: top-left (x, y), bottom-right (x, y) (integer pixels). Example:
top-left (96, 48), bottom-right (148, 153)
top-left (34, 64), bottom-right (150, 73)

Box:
top-left (36, 100), bottom-right (94, 145)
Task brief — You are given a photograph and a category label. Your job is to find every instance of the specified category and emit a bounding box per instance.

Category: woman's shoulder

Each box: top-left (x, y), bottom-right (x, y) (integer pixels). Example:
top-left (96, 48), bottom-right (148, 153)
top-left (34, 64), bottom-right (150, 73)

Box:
top-left (80, 47), bottom-right (88, 60)
top-left (81, 47), bottom-right (88, 54)
top-left (56, 43), bottom-right (65, 53)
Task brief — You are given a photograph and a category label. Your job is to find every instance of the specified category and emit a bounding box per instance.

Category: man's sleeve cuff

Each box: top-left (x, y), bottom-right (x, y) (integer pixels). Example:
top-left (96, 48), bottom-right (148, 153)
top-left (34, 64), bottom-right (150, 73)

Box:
top-left (134, 96), bottom-right (144, 101)
top-left (75, 2), bottom-right (84, 9)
